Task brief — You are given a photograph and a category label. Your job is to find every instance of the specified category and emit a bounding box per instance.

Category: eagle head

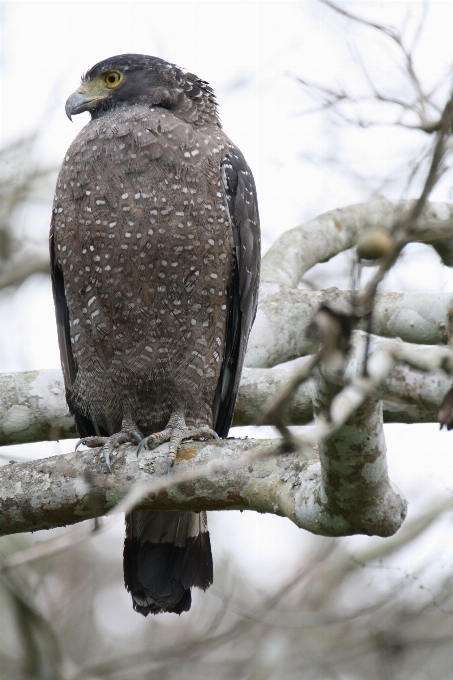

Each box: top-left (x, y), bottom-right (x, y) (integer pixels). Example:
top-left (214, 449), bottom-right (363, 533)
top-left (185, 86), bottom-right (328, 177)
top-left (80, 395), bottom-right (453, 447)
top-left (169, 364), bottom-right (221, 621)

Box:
top-left (65, 53), bottom-right (218, 125)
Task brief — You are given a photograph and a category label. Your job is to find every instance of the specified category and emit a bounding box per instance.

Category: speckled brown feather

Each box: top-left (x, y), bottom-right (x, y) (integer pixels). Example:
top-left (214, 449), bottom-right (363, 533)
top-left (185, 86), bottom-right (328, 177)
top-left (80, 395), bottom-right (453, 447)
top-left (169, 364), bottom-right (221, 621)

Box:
top-left (50, 54), bottom-right (260, 615)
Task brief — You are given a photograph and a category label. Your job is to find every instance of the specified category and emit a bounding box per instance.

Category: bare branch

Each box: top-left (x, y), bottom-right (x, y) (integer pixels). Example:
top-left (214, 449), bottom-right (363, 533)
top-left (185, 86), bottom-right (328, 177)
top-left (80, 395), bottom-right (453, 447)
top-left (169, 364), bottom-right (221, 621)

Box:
top-left (0, 134), bottom-right (57, 295)
top-left (260, 198), bottom-right (453, 289)
top-left (294, 71), bottom-right (439, 133)
top-left (321, 0), bottom-right (429, 119)
top-left (313, 379), bottom-right (400, 535)
top-left (0, 570), bottom-right (62, 678)
top-left (248, 288), bottom-right (453, 368)
top-left (243, 346), bottom-right (451, 427)
top-left (0, 320), bottom-right (451, 448)
top-left (0, 416), bottom-right (406, 544)
top-left (0, 370), bottom-right (75, 446)
top-left (256, 354), bottom-right (319, 428)
top-left (356, 93), bottom-right (453, 315)
top-left (294, 2), bottom-right (447, 135)
top-left (320, 0), bottom-right (401, 40)
top-left (304, 494), bottom-right (453, 607)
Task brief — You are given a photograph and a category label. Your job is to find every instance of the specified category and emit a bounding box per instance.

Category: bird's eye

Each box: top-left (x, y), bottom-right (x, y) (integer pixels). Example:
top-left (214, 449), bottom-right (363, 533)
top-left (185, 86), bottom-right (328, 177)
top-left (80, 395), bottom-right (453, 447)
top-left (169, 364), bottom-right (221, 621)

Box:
top-left (104, 71), bottom-right (122, 87)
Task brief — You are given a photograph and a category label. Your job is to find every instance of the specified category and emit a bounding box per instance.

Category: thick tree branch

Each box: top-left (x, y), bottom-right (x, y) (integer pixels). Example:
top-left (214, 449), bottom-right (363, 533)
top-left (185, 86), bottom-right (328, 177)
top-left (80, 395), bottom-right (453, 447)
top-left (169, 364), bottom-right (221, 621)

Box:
top-left (1, 328), bottom-right (451, 447)
top-left (312, 363), bottom-right (396, 535)
top-left (1, 332), bottom-right (451, 447)
top-left (247, 288), bottom-right (453, 368)
top-left (245, 333), bottom-right (452, 427)
top-left (0, 431), bottom-right (405, 540)
top-left (0, 370), bottom-right (75, 446)
top-left (261, 198), bottom-right (453, 288)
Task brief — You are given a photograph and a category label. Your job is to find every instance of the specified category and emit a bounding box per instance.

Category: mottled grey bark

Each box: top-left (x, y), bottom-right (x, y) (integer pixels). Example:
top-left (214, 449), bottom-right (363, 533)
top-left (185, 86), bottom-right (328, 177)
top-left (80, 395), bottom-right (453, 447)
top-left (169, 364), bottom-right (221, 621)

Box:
top-left (0, 436), bottom-right (405, 539)
top-left (261, 197), bottom-right (453, 287)
top-left (311, 367), bottom-right (402, 536)
top-left (243, 331), bottom-right (452, 427)
top-left (0, 370), bottom-right (75, 446)
top-left (246, 287), bottom-right (453, 368)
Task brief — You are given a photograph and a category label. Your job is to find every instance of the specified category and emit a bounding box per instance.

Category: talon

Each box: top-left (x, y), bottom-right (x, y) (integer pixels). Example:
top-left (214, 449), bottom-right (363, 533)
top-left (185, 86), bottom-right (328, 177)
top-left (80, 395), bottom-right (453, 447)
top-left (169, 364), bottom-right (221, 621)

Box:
top-left (76, 435), bottom-right (107, 450)
top-left (103, 449), bottom-right (112, 473)
top-left (164, 447), bottom-right (177, 475)
top-left (164, 455), bottom-right (176, 475)
top-left (137, 436), bottom-right (151, 457)
top-left (131, 430), bottom-right (143, 444)
top-left (136, 419), bottom-right (218, 476)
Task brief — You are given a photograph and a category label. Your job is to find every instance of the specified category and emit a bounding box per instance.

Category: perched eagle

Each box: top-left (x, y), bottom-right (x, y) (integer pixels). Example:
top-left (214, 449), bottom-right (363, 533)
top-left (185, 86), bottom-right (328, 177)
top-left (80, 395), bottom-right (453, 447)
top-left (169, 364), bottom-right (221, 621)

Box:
top-left (50, 54), bottom-right (260, 615)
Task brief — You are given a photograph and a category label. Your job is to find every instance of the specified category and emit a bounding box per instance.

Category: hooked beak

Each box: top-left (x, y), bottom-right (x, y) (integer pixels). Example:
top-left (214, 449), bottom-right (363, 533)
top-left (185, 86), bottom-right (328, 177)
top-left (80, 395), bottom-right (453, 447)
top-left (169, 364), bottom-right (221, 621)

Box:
top-left (65, 89), bottom-right (106, 120)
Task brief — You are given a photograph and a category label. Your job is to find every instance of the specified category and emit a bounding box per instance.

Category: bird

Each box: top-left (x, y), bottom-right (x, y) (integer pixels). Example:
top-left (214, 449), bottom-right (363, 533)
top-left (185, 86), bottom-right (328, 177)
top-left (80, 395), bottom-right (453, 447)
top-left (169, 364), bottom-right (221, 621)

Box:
top-left (50, 54), bottom-right (260, 615)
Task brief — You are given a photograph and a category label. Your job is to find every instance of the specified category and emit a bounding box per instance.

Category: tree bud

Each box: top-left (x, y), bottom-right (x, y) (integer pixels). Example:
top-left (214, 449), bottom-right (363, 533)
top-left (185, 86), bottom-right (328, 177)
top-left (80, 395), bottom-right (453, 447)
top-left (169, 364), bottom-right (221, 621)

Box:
top-left (356, 229), bottom-right (394, 260)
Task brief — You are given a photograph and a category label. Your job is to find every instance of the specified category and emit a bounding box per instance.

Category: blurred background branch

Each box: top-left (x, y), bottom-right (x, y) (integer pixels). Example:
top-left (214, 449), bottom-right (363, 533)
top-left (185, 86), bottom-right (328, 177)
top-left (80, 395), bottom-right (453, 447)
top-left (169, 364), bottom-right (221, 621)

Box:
top-left (0, 133), bottom-right (56, 292)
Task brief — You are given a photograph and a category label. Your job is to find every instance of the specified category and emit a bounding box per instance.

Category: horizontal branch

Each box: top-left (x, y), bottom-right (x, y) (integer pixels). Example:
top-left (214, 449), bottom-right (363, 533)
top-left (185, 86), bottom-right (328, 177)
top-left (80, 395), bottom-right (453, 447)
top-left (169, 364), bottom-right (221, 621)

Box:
top-left (0, 434), bottom-right (405, 540)
top-left (261, 198), bottom-right (453, 288)
top-left (241, 333), bottom-right (452, 426)
top-left (246, 287), bottom-right (453, 368)
top-left (0, 370), bottom-right (75, 446)
top-left (1, 331), bottom-right (450, 446)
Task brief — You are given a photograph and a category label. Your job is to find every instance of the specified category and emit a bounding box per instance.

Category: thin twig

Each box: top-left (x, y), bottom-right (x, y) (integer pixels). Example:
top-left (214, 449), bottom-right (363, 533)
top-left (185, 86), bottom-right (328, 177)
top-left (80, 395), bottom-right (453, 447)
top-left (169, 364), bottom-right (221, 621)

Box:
top-left (356, 90), bottom-right (453, 316)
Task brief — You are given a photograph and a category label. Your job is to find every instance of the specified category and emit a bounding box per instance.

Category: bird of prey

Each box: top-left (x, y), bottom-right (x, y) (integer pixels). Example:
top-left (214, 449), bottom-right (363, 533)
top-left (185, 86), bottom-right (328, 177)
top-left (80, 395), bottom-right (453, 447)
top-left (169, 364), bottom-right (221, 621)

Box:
top-left (50, 54), bottom-right (260, 615)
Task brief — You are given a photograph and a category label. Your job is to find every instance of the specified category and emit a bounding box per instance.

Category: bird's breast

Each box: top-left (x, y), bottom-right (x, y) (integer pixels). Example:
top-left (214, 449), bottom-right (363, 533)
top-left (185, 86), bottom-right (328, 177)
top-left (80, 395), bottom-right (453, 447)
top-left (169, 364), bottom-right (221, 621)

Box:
top-left (52, 111), bottom-right (233, 389)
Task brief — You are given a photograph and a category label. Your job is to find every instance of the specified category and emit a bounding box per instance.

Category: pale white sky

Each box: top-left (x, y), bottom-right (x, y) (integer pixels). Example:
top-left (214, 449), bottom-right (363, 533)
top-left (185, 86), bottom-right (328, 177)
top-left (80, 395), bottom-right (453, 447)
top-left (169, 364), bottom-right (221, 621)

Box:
top-left (1, 1), bottom-right (453, 595)
top-left (2, 1), bottom-right (453, 240)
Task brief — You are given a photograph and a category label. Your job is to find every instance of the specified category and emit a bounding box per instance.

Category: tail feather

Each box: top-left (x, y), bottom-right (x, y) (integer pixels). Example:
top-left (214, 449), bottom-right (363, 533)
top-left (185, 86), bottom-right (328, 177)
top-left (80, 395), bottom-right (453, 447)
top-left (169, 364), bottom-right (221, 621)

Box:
top-left (181, 529), bottom-right (213, 590)
top-left (124, 510), bottom-right (213, 616)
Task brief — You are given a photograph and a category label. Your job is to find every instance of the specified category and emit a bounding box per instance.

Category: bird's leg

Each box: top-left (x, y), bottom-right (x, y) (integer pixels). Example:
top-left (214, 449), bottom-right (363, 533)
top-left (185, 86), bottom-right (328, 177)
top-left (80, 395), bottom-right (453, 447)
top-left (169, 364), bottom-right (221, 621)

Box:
top-left (76, 417), bottom-right (143, 471)
top-left (137, 407), bottom-right (219, 474)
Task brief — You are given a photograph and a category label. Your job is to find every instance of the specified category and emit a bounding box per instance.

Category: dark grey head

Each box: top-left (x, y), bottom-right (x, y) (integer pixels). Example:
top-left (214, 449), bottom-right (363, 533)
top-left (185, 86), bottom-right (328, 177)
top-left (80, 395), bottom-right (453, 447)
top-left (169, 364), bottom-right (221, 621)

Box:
top-left (65, 54), bottom-right (219, 125)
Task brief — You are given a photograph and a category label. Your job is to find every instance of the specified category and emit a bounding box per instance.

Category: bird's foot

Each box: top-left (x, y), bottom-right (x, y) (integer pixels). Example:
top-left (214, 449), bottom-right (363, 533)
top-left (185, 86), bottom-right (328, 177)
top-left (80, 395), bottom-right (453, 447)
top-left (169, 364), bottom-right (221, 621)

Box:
top-left (76, 425), bottom-right (143, 472)
top-left (137, 424), bottom-right (219, 475)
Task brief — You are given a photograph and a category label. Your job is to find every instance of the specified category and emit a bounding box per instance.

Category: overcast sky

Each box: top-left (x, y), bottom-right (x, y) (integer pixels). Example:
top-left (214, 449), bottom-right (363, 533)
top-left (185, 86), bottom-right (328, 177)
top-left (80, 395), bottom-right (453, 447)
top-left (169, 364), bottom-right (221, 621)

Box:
top-left (3, 1), bottom-right (453, 239)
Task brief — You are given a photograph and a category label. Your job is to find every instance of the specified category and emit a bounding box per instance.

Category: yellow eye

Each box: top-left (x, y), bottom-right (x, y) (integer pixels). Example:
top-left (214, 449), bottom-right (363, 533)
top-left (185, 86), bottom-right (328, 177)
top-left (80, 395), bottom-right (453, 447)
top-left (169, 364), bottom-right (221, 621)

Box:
top-left (104, 71), bottom-right (122, 87)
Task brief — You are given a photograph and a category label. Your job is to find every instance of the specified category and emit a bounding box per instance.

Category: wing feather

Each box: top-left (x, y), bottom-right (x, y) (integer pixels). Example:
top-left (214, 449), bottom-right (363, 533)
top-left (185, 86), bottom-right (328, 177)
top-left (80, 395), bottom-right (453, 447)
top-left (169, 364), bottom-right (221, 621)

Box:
top-left (49, 223), bottom-right (98, 437)
top-left (214, 144), bottom-right (260, 437)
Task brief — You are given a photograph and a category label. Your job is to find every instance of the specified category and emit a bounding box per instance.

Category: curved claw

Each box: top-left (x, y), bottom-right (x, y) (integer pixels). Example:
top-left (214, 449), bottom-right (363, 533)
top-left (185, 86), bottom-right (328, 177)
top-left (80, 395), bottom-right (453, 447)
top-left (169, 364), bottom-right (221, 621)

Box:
top-left (137, 424), bottom-right (218, 475)
top-left (136, 436), bottom-right (151, 457)
top-left (75, 435), bottom-right (108, 451)
top-left (103, 448), bottom-right (112, 473)
top-left (130, 430), bottom-right (143, 445)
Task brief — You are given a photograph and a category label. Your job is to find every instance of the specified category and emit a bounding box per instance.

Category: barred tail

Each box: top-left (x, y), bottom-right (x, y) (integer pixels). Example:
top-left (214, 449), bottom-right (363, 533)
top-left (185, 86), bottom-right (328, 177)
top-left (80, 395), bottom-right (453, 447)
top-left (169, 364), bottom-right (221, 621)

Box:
top-left (123, 510), bottom-right (213, 616)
